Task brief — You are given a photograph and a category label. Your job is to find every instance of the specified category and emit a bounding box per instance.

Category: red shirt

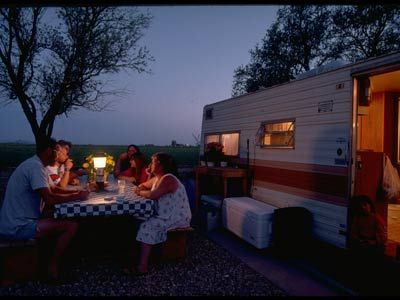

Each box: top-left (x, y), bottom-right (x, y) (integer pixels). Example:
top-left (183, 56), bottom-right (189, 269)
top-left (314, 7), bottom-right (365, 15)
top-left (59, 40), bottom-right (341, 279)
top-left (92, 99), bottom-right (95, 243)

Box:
top-left (350, 213), bottom-right (387, 247)
top-left (119, 168), bottom-right (148, 184)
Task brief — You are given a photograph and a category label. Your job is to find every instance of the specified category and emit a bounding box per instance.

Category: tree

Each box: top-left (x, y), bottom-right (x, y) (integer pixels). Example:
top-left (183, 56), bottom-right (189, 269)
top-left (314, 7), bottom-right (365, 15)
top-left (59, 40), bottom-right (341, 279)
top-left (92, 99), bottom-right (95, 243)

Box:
top-left (232, 5), bottom-right (337, 96)
top-left (232, 22), bottom-right (295, 97)
top-left (331, 5), bottom-right (400, 61)
top-left (0, 7), bottom-right (153, 147)
top-left (192, 133), bottom-right (200, 146)
top-left (276, 5), bottom-right (339, 72)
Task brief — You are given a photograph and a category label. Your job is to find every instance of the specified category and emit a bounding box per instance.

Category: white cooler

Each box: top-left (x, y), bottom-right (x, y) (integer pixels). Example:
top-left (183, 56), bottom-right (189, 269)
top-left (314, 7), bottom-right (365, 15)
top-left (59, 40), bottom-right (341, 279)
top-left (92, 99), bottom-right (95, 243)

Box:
top-left (222, 197), bottom-right (277, 249)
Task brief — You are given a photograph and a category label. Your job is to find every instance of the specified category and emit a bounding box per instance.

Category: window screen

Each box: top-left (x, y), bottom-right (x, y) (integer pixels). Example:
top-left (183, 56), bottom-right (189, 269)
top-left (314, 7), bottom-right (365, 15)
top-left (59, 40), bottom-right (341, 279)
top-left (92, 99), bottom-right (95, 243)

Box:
top-left (262, 119), bottom-right (295, 148)
top-left (204, 132), bottom-right (240, 156)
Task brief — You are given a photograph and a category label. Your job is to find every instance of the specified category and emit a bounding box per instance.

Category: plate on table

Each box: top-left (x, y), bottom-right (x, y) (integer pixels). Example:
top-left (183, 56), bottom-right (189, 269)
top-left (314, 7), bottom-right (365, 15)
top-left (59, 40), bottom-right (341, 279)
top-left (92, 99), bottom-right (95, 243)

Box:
top-left (103, 195), bottom-right (125, 202)
top-left (104, 196), bottom-right (117, 202)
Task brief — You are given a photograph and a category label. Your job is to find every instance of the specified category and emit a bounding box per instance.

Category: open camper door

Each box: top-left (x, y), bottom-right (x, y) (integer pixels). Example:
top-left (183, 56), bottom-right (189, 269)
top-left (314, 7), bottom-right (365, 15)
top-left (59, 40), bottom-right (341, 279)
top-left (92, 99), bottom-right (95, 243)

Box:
top-left (351, 57), bottom-right (400, 234)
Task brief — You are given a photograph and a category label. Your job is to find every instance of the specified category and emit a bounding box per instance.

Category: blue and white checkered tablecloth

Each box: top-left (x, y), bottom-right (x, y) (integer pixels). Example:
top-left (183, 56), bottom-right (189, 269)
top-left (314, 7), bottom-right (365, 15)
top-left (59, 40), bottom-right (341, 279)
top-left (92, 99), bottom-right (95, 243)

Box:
top-left (53, 187), bottom-right (155, 219)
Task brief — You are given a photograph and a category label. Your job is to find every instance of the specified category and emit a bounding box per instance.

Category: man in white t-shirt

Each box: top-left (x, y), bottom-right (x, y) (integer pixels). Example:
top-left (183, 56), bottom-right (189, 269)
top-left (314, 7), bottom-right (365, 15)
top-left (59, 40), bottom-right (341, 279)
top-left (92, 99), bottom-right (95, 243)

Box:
top-left (0, 137), bottom-right (89, 282)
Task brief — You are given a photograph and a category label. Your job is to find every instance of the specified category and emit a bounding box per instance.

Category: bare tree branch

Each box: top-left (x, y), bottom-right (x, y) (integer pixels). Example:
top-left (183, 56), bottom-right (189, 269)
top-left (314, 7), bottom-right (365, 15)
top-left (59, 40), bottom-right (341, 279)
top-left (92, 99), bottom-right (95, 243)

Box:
top-left (0, 6), bottom-right (153, 146)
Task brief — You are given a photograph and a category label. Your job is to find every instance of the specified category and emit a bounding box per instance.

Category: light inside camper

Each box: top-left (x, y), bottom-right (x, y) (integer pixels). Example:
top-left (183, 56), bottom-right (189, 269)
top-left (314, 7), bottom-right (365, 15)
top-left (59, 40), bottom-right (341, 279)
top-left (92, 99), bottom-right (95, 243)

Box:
top-left (358, 77), bottom-right (371, 106)
top-left (205, 133), bottom-right (240, 156)
top-left (221, 133), bottom-right (239, 156)
top-left (262, 120), bottom-right (295, 148)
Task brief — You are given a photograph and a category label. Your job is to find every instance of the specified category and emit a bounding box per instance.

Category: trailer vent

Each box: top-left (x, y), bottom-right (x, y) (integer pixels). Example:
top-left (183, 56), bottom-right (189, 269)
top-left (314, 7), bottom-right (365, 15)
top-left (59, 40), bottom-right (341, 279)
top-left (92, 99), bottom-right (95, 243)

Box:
top-left (318, 100), bottom-right (333, 113)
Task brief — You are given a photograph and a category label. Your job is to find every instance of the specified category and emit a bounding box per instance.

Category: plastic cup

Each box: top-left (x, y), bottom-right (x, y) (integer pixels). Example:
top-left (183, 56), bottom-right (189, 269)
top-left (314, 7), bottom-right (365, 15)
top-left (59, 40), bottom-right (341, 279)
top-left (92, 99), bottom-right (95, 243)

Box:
top-left (80, 175), bottom-right (88, 186)
top-left (118, 179), bottom-right (126, 195)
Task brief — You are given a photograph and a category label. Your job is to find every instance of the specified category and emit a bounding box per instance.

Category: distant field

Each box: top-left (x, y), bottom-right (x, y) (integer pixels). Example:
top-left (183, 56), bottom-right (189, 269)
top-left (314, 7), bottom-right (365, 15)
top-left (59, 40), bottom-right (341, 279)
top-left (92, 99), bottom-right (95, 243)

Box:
top-left (0, 143), bottom-right (200, 169)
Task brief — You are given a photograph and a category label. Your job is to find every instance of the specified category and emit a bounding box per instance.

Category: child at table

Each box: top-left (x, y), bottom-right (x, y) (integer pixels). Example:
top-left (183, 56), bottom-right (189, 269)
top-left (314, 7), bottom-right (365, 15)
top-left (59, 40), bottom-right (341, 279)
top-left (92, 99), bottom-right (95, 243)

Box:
top-left (117, 152), bottom-right (149, 185)
top-left (349, 195), bottom-right (387, 258)
top-left (113, 144), bottom-right (142, 178)
top-left (348, 196), bottom-right (388, 294)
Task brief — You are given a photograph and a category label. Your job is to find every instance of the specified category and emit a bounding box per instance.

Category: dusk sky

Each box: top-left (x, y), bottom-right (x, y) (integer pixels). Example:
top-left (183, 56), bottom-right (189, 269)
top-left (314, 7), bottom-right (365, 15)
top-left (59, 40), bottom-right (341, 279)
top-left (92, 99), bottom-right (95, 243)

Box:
top-left (0, 5), bottom-right (279, 146)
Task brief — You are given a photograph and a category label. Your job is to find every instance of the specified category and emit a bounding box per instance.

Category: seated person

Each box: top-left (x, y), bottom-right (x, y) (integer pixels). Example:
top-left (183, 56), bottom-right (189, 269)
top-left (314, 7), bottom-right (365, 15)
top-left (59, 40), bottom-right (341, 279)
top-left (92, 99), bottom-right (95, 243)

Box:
top-left (125, 152), bottom-right (192, 275)
top-left (349, 195), bottom-right (387, 259)
top-left (113, 144), bottom-right (141, 178)
top-left (46, 140), bottom-right (80, 187)
top-left (117, 152), bottom-right (149, 185)
top-left (0, 137), bottom-right (89, 281)
top-left (44, 140), bottom-right (84, 217)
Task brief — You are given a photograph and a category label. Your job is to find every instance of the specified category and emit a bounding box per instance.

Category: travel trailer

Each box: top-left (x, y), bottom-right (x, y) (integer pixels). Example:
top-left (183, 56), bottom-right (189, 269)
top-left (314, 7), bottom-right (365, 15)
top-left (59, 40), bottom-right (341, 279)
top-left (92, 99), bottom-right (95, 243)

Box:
top-left (199, 52), bottom-right (400, 249)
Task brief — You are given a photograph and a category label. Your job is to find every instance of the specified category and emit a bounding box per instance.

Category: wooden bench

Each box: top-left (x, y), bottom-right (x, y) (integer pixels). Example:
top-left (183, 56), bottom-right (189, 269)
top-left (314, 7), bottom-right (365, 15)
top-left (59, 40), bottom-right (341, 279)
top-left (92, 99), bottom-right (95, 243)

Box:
top-left (0, 237), bottom-right (39, 286)
top-left (152, 227), bottom-right (194, 263)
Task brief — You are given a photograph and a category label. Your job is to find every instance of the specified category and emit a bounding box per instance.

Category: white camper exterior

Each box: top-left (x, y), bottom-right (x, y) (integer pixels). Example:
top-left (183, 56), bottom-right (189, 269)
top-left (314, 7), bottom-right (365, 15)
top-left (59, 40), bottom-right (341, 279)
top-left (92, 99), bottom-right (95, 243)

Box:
top-left (200, 52), bottom-right (400, 249)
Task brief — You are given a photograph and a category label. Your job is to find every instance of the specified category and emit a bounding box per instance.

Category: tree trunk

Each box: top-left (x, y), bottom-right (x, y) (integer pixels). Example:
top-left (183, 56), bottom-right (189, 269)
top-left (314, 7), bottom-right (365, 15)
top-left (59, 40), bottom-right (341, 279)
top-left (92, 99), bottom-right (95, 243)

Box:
top-left (33, 123), bottom-right (54, 151)
top-left (34, 130), bottom-right (47, 151)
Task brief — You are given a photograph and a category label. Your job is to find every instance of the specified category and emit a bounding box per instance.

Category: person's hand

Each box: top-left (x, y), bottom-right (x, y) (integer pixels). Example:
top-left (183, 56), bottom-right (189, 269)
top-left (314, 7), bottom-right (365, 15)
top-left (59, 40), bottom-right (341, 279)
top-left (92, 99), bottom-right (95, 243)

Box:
top-left (65, 158), bottom-right (74, 170)
top-left (88, 181), bottom-right (98, 192)
top-left (133, 185), bottom-right (145, 195)
top-left (70, 178), bottom-right (80, 186)
top-left (79, 189), bottom-right (90, 200)
top-left (358, 238), bottom-right (374, 247)
top-left (138, 189), bottom-right (151, 198)
top-left (365, 239), bottom-right (377, 246)
top-left (145, 167), bottom-right (151, 176)
top-left (133, 186), bottom-right (141, 196)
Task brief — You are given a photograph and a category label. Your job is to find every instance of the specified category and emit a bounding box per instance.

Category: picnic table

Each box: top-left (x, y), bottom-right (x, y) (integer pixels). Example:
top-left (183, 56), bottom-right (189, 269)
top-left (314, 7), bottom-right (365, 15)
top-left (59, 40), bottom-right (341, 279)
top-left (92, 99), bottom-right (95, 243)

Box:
top-left (53, 181), bottom-right (155, 220)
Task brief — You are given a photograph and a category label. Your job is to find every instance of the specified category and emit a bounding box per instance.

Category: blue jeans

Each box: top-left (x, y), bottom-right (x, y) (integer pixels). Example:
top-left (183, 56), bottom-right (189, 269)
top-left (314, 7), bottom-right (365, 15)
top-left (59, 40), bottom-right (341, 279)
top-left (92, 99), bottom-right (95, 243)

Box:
top-left (13, 220), bottom-right (38, 240)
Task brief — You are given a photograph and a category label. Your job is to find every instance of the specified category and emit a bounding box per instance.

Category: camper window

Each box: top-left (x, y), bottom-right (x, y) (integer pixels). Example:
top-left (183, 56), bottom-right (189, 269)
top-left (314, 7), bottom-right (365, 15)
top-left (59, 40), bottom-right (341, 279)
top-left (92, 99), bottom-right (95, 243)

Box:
top-left (205, 132), bottom-right (240, 156)
top-left (261, 119), bottom-right (295, 148)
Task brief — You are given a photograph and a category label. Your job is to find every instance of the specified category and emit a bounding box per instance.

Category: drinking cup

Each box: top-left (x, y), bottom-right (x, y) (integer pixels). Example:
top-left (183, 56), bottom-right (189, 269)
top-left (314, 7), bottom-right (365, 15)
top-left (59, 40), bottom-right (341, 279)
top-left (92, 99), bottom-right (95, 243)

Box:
top-left (80, 175), bottom-right (88, 188)
top-left (118, 179), bottom-right (126, 194)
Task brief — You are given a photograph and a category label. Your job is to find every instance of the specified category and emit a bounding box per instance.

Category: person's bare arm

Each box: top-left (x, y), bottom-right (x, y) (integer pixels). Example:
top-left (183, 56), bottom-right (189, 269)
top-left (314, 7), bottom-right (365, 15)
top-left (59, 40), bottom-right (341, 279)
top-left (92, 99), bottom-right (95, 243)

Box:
top-left (375, 215), bottom-right (387, 246)
top-left (348, 218), bottom-right (360, 246)
top-left (38, 187), bottom-right (89, 206)
top-left (138, 176), bottom-right (178, 200)
top-left (137, 177), bottom-right (156, 191)
top-left (58, 159), bottom-right (74, 188)
top-left (133, 177), bottom-right (155, 196)
top-left (51, 185), bottom-right (80, 194)
top-left (118, 175), bottom-right (136, 183)
top-left (113, 153), bottom-right (127, 177)
top-left (114, 160), bottom-right (121, 177)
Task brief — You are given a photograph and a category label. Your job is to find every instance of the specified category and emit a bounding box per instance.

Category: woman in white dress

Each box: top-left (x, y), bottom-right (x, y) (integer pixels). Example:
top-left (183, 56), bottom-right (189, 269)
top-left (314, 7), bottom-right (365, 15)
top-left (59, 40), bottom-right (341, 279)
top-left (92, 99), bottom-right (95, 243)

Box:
top-left (131, 152), bottom-right (192, 274)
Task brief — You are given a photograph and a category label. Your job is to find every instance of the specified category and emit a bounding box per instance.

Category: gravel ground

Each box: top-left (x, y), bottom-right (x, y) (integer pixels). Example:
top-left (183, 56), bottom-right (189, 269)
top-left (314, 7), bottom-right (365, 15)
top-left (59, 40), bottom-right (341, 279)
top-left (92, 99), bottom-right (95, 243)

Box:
top-left (0, 231), bottom-right (287, 296)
